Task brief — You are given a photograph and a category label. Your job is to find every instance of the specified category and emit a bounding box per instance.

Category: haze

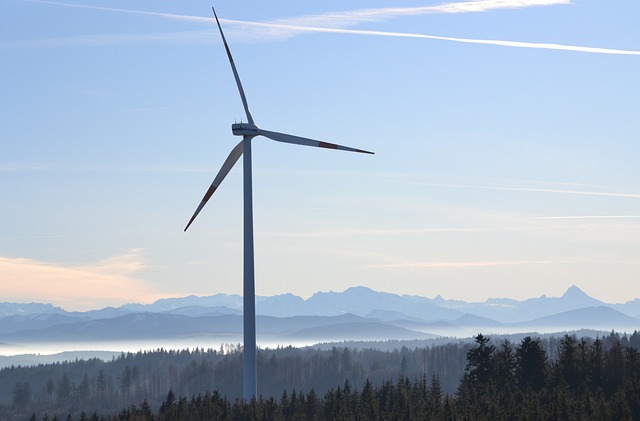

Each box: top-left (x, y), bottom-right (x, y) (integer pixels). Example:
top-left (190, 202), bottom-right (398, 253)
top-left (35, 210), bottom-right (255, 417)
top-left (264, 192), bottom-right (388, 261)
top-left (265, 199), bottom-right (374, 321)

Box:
top-left (2, 0), bottom-right (639, 311)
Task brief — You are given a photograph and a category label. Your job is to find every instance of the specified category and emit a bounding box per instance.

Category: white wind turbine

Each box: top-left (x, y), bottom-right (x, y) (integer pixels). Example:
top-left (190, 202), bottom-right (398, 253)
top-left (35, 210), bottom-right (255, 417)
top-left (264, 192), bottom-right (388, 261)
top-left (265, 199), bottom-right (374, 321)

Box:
top-left (184, 8), bottom-right (373, 401)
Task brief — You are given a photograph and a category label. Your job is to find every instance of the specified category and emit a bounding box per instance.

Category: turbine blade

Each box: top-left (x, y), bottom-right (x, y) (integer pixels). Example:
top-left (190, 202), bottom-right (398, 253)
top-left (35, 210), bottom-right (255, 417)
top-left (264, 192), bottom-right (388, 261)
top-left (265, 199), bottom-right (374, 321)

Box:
top-left (212, 7), bottom-right (255, 125)
top-left (259, 129), bottom-right (374, 154)
top-left (184, 140), bottom-right (244, 232)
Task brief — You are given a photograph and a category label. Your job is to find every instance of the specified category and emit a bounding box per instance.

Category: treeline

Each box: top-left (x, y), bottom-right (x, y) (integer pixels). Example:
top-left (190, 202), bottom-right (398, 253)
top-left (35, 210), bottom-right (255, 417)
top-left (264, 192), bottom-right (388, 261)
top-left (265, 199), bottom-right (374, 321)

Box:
top-left (0, 341), bottom-right (468, 419)
top-left (3, 331), bottom-right (640, 420)
top-left (121, 331), bottom-right (640, 420)
top-left (456, 332), bottom-right (640, 420)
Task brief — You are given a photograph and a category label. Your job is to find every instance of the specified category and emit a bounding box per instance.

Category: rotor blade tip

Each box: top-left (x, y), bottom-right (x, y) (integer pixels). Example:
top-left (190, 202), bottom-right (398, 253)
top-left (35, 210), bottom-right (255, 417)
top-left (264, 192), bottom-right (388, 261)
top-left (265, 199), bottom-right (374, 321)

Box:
top-left (184, 216), bottom-right (197, 232)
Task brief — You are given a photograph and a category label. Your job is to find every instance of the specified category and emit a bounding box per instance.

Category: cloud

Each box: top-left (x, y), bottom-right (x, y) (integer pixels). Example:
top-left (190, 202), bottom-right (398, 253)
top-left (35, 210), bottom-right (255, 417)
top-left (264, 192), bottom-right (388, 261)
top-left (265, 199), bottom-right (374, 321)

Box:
top-left (12, 0), bottom-right (640, 57)
top-left (262, 0), bottom-right (571, 33)
top-left (0, 163), bottom-right (49, 172)
top-left (0, 162), bottom-right (216, 174)
top-left (370, 259), bottom-right (578, 269)
top-left (261, 226), bottom-right (491, 239)
top-left (0, 250), bottom-right (164, 310)
top-left (24, 0), bottom-right (213, 23)
top-left (371, 257), bottom-right (640, 270)
top-left (534, 215), bottom-right (640, 220)
top-left (418, 182), bottom-right (640, 199)
top-left (13, 0), bottom-right (640, 56)
top-left (28, 0), bottom-right (570, 28)
top-left (220, 20), bottom-right (639, 56)
top-left (0, 30), bottom-right (216, 48)
top-left (124, 107), bottom-right (171, 113)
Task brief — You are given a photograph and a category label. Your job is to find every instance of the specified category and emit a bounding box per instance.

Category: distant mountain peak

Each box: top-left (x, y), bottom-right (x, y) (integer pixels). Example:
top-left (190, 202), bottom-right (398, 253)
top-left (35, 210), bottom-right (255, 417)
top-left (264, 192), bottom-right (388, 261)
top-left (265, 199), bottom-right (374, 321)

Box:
top-left (562, 285), bottom-right (588, 299)
top-left (344, 286), bottom-right (377, 295)
top-left (554, 285), bottom-right (604, 310)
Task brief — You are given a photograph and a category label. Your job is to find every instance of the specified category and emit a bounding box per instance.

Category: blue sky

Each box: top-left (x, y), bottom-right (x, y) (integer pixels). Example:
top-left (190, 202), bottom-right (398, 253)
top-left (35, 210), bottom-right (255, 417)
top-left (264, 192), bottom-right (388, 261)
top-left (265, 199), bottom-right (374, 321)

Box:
top-left (2, 0), bottom-right (639, 310)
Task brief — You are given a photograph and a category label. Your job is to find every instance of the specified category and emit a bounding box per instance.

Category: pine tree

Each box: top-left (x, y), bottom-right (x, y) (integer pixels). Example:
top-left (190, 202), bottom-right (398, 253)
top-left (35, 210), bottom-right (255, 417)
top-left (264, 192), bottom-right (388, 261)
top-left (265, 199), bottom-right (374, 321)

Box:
top-left (12, 381), bottom-right (31, 408)
top-left (465, 334), bottom-right (495, 384)
top-left (516, 336), bottom-right (547, 392)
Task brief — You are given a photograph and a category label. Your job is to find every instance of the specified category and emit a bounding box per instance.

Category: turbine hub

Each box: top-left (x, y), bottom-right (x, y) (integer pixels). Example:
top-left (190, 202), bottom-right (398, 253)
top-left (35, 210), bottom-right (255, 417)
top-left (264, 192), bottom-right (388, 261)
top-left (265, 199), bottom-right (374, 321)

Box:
top-left (232, 123), bottom-right (259, 137)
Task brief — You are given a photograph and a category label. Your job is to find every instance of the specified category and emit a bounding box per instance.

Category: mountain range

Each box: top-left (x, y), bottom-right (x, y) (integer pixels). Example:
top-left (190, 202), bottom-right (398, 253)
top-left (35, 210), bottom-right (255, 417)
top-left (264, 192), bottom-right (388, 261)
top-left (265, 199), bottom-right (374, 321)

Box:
top-left (0, 285), bottom-right (638, 353)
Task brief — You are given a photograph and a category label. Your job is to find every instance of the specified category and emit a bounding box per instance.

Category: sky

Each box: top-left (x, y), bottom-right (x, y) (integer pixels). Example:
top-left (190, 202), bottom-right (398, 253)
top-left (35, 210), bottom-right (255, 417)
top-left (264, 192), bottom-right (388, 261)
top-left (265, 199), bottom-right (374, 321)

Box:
top-left (2, 0), bottom-right (639, 311)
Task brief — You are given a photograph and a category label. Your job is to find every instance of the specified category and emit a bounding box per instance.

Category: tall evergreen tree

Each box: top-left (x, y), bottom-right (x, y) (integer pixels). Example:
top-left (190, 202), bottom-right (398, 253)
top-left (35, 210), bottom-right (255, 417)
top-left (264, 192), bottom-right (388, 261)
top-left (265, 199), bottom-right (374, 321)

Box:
top-left (516, 336), bottom-right (547, 392)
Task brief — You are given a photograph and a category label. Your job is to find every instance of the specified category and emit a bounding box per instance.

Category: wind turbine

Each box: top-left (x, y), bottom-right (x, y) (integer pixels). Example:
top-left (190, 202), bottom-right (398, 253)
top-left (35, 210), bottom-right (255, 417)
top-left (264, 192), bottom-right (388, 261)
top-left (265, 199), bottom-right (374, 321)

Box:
top-left (184, 7), bottom-right (373, 401)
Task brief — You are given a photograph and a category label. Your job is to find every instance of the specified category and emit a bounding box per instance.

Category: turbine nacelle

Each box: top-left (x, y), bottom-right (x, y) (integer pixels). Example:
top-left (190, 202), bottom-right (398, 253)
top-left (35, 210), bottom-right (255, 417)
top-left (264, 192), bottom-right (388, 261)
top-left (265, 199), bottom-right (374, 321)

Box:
top-left (185, 6), bottom-right (373, 233)
top-left (185, 7), bottom-right (373, 401)
top-left (232, 123), bottom-right (259, 137)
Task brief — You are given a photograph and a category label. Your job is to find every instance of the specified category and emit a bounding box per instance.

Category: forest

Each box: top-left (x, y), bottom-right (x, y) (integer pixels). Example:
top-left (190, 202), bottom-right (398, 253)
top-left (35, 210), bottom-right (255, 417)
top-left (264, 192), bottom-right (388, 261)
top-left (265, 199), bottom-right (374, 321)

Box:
top-left (1, 331), bottom-right (639, 420)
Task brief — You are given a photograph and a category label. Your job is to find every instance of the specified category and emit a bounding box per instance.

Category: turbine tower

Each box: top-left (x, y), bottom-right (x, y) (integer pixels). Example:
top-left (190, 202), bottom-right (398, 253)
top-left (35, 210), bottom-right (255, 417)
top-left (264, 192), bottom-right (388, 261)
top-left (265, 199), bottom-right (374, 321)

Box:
top-left (185, 8), bottom-right (373, 401)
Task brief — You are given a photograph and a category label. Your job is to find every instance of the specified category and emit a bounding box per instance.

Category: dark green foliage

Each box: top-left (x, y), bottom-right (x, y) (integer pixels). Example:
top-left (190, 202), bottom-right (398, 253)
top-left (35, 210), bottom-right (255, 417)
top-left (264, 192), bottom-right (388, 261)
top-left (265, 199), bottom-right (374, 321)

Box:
top-left (4, 330), bottom-right (640, 419)
top-left (11, 381), bottom-right (31, 408)
top-left (455, 332), bottom-right (640, 420)
top-left (516, 336), bottom-right (547, 391)
top-left (0, 344), bottom-right (467, 419)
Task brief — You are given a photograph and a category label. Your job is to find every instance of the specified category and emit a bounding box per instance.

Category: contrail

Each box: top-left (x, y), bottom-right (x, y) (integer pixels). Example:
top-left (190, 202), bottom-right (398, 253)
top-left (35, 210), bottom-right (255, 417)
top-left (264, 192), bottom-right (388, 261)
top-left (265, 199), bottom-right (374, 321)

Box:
top-left (227, 21), bottom-right (640, 56)
top-left (19, 0), bottom-right (640, 56)
top-left (535, 215), bottom-right (640, 220)
top-left (0, 31), bottom-right (215, 48)
top-left (419, 182), bottom-right (640, 199)
top-left (0, 163), bottom-right (48, 171)
top-left (370, 257), bottom-right (640, 269)
top-left (267, 0), bottom-right (571, 29)
top-left (26, 0), bottom-right (570, 26)
top-left (370, 259), bottom-right (577, 269)
top-left (23, 0), bottom-right (214, 23)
